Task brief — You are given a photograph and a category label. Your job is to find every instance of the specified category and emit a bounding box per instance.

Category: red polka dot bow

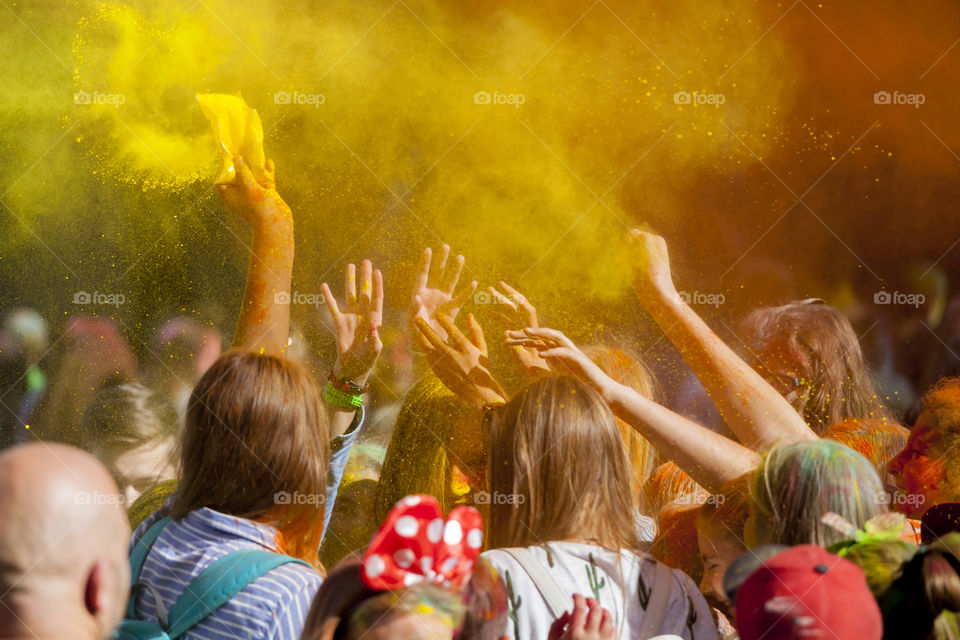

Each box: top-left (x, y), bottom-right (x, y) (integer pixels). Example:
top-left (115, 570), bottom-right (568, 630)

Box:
top-left (362, 494), bottom-right (483, 590)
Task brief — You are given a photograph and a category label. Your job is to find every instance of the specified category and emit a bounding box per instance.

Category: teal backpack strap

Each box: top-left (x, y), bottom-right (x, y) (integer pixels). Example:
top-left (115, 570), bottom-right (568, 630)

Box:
top-left (127, 516), bottom-right (172, 618)
top-left (165, 550), bottom-right (309, 638)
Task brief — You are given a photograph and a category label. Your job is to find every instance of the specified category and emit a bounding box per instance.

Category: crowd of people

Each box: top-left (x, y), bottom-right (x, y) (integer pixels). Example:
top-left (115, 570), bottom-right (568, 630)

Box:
top-left (1, 155), bottom-right (959, 640)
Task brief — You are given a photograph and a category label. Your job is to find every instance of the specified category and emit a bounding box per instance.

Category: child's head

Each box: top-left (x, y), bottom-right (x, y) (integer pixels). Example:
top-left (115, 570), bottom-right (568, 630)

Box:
top-left (347, 584), bottom-right (465, 640)
top-left (696, 474), bottom-right (751, 611)
top-left (486, 375), bottom-right (638, 550)
top-left (747, 440), bottom-right (886, 547)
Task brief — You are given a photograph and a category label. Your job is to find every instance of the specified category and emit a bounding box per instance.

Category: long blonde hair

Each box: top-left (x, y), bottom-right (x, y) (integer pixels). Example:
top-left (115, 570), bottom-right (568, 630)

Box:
top-left (486, 376), bottom-right (639, 551)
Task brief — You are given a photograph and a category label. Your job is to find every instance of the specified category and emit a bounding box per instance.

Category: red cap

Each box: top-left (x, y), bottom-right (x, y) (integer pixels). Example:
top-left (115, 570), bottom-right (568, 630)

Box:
top-left (735, 545), bottom-right (882, 640)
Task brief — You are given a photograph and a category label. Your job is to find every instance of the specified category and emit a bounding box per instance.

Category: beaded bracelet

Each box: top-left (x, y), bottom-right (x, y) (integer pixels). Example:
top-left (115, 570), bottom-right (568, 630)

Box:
top-left (327, 373), bottom-right (370, 395)
top-left (322, 382), bottom-right (363, 409)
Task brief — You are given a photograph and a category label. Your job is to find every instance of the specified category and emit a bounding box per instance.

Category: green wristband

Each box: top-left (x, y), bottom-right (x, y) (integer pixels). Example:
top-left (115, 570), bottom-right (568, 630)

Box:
top-left (323, 381), bottom-right (363, 409)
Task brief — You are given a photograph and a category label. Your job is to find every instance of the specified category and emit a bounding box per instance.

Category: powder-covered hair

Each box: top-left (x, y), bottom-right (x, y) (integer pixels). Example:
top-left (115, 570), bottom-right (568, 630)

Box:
top-left (823, 418), bottom-right (908, 480)
top-left (644, 461), bottom-right (709, 517)
top-left (742, 300), bottom-right (894, 434)
top-left (923, 377), bottom-right (960, 493)
top-left (750, 440), bottom-right (886, 547)
top-left (375, 376), bottom-right (479, 523)
top-left (841, 533), bottom-right (960, 640)
top-left (347, 583), bottom-right (465, 639)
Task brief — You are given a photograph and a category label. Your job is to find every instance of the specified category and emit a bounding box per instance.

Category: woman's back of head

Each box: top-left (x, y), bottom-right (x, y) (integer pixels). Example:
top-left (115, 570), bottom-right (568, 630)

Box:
top-left (742, 300), bottom-right (893, 433)
top-left (750, 439), bottom-right (886, 547)
top-left (171, 349), bottom-right (329, 565)
top-left (376, 375), bottom-right (479, 523)
top-left (486, 375), bottom-right (638, 551)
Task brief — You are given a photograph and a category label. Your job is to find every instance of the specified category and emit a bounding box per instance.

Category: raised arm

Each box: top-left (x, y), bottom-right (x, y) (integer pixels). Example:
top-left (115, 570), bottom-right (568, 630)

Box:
top-left (319, 259), bottom-right (384, 437)
top-left (626, 230), bottom-right (816, 450)
top-left (215, 157), bottom-right (293, 356)
top-left (506, 327), bottom-right (759, 492)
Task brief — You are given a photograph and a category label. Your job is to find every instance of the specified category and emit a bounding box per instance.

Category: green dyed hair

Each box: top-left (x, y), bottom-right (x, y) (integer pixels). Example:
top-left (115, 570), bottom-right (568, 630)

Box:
top-left (750, 439), bottom-right (886, 547)
top-left (346, 582), bottom-right (465, 639)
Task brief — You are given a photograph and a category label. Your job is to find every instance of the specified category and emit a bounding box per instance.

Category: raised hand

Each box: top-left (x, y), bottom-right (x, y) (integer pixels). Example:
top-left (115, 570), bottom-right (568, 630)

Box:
top-left (547, 595), bottom-right (615, 640)
top-left (505, 327), bottom-right (611, 393)
top-left (485, 282), bottom-right (551, 379)
top-left (408, 245), bottom-right (477, 352)
top-left (320, 259), bottom-right (384, 386)
top-left (216, 157), bottom-right (290, 229)
top-left (625, 229), bottom-right (678, 304)
top-left (413, 312), bottom-right (506, 408)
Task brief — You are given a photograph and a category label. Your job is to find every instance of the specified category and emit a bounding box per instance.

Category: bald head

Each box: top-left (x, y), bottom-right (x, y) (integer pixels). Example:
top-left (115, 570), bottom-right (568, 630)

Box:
top-left (0, 443), bottom-right (131, 639)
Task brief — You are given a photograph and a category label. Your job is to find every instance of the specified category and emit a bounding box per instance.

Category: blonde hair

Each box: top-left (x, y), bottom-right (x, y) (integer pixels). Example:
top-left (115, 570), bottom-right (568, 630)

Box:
top-left (583, 345), bottom-right (660, 502)
top-left (750, 439), bottom-right (886, 547)
top-left (486, 376), bottom-right (639, 551)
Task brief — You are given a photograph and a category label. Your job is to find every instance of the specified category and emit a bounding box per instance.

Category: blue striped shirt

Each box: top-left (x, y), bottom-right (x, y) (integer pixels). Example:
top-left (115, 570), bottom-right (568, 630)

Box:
top-left (128, 410), bottom-right (362, 639)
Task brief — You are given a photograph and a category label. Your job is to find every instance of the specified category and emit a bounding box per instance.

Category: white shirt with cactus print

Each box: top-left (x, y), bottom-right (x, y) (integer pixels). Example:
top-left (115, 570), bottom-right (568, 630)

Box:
top-left (482, 542), bottom-right (719, 640)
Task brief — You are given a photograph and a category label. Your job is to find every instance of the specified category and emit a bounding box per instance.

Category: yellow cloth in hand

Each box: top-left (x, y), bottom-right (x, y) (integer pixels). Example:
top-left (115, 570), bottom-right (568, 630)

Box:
top-left (197, 93), bottom-right (267, 184)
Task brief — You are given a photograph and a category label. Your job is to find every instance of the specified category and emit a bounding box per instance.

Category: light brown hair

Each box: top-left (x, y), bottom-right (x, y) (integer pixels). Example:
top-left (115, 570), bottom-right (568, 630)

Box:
top-left (742, 301), bottom-right (893, 433)
top-left (486, 375), bottom-right (639, 551)
top-left (171, 349), bottom-right (329, 568)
